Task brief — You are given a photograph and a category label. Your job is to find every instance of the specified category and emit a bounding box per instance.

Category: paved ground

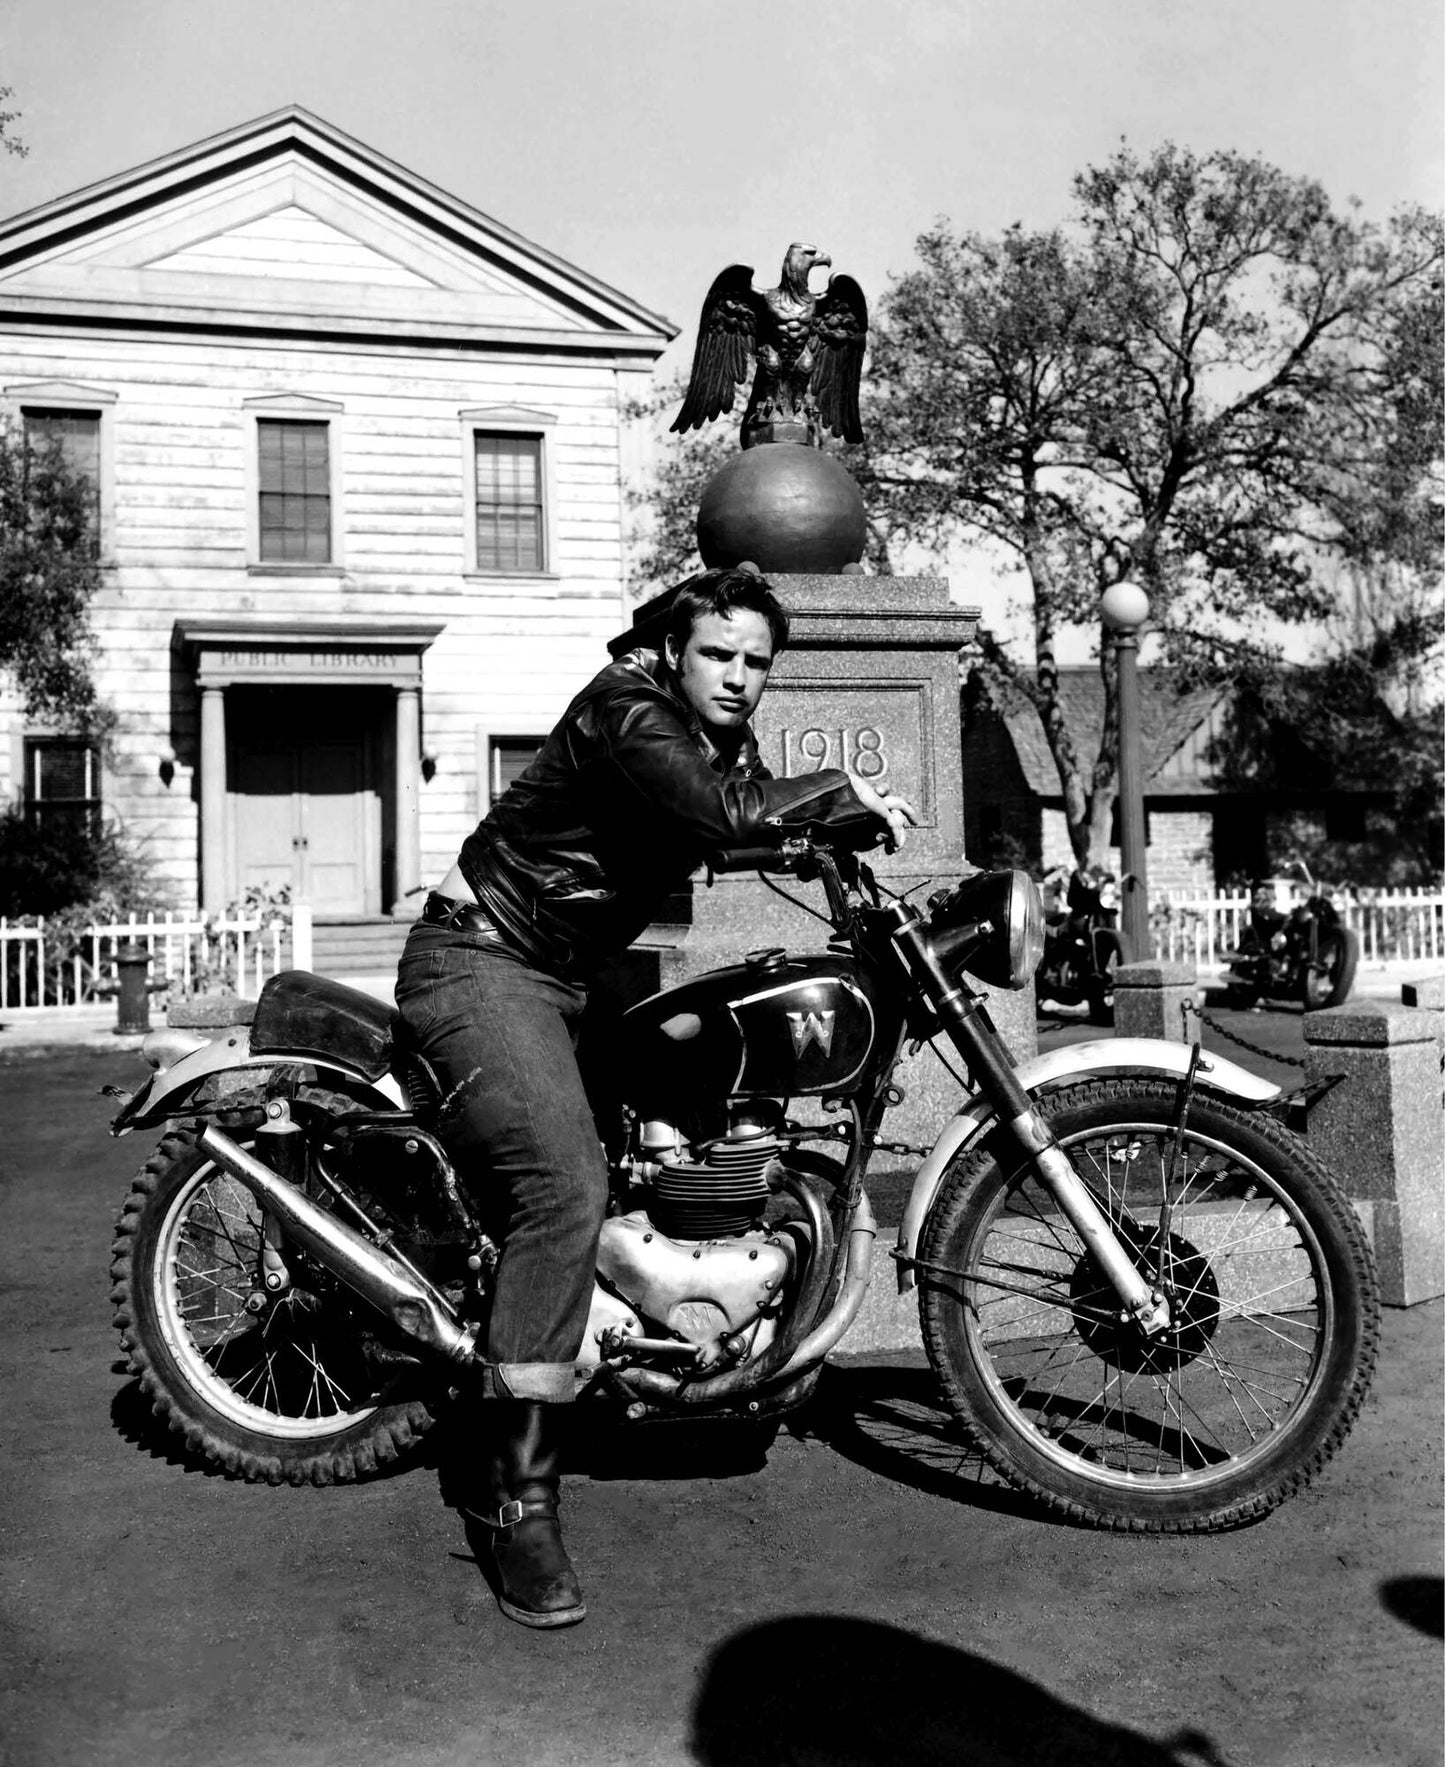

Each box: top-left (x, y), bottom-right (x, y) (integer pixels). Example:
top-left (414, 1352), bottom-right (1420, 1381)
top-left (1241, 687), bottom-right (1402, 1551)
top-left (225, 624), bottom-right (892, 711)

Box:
top-left (1, 1041), bottom-right (1441, 1767)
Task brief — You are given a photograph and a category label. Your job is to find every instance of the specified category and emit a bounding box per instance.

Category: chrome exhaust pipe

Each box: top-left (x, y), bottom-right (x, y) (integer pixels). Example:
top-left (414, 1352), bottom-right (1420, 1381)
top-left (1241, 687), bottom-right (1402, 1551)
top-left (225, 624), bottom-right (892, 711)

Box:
top-left (196, 1124), bottom-right (479, 1369)
top-left (772, 1191), bottom-right (877, 1381)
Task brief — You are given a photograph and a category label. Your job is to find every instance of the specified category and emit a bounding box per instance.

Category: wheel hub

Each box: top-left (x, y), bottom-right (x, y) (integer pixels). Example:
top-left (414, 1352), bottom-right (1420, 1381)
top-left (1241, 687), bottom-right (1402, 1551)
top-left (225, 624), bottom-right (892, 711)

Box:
top-left (1070, 1228), bottom-right (1221, 1372)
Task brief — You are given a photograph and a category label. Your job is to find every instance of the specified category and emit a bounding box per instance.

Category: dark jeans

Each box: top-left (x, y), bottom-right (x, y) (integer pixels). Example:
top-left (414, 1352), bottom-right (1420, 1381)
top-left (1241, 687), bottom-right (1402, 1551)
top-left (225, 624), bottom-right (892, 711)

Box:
top-left (394, 922), bottom-right (608, 1400)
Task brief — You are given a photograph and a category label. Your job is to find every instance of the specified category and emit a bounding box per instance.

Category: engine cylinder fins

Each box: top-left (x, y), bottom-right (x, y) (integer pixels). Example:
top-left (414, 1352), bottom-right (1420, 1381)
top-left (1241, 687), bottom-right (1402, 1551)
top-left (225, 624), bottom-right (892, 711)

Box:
top-left (647, 1136), bottom-right (780, 1241)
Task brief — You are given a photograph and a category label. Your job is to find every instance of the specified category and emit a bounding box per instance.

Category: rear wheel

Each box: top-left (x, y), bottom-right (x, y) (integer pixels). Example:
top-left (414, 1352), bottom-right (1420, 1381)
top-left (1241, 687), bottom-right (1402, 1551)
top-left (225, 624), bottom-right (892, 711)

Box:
top-left (1085, 933), bottom-right (1121, 1025)
top-left (1300, 928), bottom-right (1359, 1010)
top-left (111, 1125), bottom-right (440, 1484)
top-left (919, 1079), bottom-right (1378, 1532)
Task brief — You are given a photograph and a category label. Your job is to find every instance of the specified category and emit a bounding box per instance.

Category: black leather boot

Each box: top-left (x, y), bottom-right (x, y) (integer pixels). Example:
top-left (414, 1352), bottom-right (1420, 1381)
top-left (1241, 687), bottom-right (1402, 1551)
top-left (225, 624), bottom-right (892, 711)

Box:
top-left (465, 1400), bottom-right (585, 1629)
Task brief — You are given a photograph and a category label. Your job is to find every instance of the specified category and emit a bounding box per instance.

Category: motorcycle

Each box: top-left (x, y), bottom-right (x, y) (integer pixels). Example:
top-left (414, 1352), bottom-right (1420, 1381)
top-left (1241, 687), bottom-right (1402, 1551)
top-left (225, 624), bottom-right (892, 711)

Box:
top-left (107, 828), bottom-right (1379, 1534)
top-left (1223, 860), bottom-right (1360, 1011)
top-left (1036, 865), bottom-right (1123, 1025)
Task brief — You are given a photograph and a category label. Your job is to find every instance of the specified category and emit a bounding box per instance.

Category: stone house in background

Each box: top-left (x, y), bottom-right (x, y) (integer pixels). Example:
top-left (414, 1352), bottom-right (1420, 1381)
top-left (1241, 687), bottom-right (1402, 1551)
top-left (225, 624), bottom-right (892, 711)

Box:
top-left (961, 665), bottom-right (1387, 891)
top-left (0, 108), bottom-right (672, 963)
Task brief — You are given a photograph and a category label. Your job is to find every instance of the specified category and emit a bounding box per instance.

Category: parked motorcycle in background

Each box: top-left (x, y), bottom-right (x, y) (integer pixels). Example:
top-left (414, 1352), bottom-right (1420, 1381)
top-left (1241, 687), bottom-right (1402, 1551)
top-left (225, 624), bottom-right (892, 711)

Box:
top-left (1224, 859), bottom-right (1360, 1010)
top-left (105, 830), bottom-right (1378, 1534)
top-left (1036, 865), bottom-right (1123, 1025)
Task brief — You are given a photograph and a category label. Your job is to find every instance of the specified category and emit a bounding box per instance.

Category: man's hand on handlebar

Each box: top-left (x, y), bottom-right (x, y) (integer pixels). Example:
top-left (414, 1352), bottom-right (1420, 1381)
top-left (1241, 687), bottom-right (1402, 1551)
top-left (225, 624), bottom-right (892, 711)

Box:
top-left (848, 775), bottom-right (919, 853)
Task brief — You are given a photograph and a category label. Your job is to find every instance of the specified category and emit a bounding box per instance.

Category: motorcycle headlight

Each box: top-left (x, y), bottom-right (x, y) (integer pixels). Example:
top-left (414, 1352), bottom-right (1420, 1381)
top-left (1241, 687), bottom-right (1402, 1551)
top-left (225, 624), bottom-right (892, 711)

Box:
top-left (927, 868), bottom-right (1045, 991)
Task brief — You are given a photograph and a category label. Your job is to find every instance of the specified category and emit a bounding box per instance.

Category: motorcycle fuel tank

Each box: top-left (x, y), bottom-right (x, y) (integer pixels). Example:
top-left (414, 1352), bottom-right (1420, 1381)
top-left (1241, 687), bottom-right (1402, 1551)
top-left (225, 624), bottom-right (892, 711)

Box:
top-left (623, 950), bottom-right (895, 1105)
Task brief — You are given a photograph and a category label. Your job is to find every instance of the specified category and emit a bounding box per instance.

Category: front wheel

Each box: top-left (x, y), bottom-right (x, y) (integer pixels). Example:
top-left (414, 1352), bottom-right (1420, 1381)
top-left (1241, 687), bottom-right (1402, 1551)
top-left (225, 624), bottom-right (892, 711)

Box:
top-left (111, 1125), bottom-right (441, 1484)
top-left (919, 1079), bottom-right (1379, 1532)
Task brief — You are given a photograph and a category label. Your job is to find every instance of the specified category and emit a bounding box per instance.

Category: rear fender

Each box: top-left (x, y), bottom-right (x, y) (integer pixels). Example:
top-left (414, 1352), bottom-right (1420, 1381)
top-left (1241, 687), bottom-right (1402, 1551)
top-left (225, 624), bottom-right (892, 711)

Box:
top-left (893, 1037), bottom-right (1280, 1292)
top-left (111, 1026), bottom-right (405, 1133)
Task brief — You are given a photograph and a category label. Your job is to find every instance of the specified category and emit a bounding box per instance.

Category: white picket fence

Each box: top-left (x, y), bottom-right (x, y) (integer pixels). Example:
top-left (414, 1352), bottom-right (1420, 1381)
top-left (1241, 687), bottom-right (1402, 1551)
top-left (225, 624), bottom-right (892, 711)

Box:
top-left (1151, 887), bottom-right (1445, 970)
top-left (0, 906), bottom-right (314, 1012)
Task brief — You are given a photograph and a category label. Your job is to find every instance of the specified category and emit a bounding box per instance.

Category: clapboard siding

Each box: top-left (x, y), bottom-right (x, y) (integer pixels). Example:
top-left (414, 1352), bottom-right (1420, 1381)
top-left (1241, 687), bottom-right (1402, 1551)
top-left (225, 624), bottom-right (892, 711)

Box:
top-left (0, 120), bottom-right (669, 912)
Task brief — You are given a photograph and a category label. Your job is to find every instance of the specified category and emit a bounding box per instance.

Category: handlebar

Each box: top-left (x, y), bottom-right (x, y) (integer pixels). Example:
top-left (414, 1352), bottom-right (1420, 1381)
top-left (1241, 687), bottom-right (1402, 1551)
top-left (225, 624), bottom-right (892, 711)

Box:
top-left (711, 845), bottom-right (786, 874)
top-left (712, 817), bottom-right (888, 879)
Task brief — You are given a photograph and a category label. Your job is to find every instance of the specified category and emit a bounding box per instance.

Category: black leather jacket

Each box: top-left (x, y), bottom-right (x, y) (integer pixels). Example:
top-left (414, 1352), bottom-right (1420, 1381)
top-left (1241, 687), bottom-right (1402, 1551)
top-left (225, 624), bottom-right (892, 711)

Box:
top-left (458, 647), bottom-right (872, 972)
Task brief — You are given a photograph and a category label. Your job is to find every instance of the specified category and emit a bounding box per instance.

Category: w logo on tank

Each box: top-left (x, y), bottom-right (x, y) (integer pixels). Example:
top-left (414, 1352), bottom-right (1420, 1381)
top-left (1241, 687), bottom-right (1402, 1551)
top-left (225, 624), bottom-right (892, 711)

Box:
top-left (787, 1009), bottom-right (835, 1057)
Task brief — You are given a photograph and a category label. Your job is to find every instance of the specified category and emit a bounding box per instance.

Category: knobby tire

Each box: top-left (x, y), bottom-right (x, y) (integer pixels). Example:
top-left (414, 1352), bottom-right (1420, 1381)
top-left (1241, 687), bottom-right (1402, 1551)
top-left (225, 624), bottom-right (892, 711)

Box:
top-left (111, 1124), bottom-right (440, 1485)
top-left (918, 1078), bottom-right (1379, 1533)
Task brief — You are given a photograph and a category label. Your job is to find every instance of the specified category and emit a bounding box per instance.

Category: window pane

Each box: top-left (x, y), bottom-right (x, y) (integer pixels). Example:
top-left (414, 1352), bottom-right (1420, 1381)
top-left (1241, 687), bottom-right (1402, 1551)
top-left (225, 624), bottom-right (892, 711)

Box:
top-left (475, 433), bottom-right (543, 573)
top-left (491, 737), bottom-right (545, 800)
top-left (24, 409), bottom-right (101, 538)
top-left (25, 738), bottom-right (101, 831)
top-left (258, 419), bottom-right (331, 562)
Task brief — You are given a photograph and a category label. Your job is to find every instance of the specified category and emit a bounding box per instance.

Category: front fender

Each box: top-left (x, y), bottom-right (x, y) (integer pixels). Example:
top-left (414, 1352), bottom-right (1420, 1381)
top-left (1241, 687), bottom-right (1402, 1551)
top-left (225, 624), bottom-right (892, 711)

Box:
top-left (893, 1038), bottom-right (1281, 1293)
top-left (111, 1025), bottom-right (405, 1133)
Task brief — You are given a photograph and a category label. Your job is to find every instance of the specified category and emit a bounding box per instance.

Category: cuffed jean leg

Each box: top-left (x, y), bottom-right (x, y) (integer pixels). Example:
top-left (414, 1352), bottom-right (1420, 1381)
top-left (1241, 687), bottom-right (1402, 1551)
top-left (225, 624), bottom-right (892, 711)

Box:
top-left (395, 927), bottom-right (607, 1381)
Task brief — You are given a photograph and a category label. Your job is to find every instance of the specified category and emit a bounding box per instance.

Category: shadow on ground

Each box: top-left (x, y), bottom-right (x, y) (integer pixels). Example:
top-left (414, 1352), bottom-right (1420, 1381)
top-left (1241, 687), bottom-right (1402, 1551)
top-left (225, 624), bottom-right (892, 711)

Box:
top-left (109, 1372), bottom-right (443, 1481)
top-left (796, 1358), bottom-right (1046, 1522)
top-left (690, 1615), bottom-right (1234, 1766)
top-left (1380, 1574), bottom-right (1445, 1639)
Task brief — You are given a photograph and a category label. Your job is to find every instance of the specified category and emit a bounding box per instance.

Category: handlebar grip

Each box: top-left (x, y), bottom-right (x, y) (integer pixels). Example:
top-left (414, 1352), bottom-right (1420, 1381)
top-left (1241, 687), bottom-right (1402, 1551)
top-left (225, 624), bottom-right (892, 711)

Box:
top-left (711, 845), bottom-right (784, 874)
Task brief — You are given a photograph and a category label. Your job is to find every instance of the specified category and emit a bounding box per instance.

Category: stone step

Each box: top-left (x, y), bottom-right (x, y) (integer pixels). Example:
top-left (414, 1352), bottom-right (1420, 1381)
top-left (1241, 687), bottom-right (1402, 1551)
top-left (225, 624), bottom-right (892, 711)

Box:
top-left (309, 916), bottom-right (410, 977)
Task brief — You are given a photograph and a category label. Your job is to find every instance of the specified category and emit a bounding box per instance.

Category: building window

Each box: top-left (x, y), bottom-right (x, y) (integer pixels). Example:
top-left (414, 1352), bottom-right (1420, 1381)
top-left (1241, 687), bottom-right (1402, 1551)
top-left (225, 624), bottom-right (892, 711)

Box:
top-left (489, 736), bottom-right (545, 801)
top-left (474, 433), bottom-right (544, 573)
top-left (23, 408), bottom-right (102, 545)
top-left (258, 419), bottom-right (331, 563)
top-left (1325, 800), bottom-right (1368, 842)
top-left (24, 737), bottom-right (101, 832)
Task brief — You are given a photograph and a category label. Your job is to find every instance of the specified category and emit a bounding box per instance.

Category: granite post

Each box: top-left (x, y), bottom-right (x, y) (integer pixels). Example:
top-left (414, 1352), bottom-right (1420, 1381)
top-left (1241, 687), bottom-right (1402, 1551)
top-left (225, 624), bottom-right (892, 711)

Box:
top-left (1113, 961), bottom-right (1201, 1044)
top-left (1303, 1000), bottom-right (1445, 1306)
top-left (613, 573), bottom-right (1036, 1154)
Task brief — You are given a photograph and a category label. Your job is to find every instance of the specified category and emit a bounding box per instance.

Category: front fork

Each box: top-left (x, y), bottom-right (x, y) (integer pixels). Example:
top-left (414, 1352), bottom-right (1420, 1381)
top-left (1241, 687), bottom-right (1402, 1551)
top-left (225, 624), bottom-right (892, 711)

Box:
top-left (889, 911), bottom-right (1172, 1336)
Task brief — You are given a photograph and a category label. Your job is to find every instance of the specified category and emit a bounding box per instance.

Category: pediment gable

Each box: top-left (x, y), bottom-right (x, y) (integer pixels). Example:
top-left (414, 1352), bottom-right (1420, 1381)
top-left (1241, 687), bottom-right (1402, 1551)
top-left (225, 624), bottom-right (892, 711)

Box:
top-left (0, 108), bottom-right (674, 352)
top-left (146, 204), bottom-right (439, 288)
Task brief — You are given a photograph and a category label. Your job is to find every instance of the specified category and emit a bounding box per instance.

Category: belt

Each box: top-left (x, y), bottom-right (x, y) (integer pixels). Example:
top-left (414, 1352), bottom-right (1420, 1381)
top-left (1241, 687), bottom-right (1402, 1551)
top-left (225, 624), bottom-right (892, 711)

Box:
top-left (421, 891), bottom-right (503, 938)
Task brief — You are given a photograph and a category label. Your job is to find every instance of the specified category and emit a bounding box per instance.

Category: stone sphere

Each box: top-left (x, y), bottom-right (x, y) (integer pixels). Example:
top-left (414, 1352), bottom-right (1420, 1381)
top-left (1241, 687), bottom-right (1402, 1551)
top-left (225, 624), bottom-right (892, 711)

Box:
top-left (696, 444), bottom-right (867, 575)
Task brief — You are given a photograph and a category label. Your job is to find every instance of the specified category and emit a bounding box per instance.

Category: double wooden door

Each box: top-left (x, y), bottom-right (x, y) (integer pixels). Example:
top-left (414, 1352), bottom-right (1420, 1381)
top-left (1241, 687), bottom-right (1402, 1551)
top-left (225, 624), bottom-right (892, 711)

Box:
top-left (229, 689), bottom-right (384, 914)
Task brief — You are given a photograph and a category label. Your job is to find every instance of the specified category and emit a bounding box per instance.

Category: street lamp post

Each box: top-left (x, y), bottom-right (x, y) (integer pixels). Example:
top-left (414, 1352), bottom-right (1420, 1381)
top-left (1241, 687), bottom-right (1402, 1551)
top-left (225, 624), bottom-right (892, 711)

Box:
top-left (1100, 577), bottom-right (1153, 962)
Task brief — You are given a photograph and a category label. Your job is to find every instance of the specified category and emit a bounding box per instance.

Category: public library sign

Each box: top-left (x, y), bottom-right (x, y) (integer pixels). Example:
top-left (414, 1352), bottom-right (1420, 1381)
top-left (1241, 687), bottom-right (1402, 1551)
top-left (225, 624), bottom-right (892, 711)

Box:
top-left (176, 619), bottom-right (445, 687)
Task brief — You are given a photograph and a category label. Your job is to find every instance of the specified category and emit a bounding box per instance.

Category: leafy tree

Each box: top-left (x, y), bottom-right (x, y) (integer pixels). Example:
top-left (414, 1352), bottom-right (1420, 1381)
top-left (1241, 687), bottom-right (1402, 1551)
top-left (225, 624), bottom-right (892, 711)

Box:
top-left (0, 417), bottom-right (107, 727)
top-left (1209, 617), bottom-right (1444, 885)
top-left (0, 85), bottom-right (27, 161)
top-left (864, 143), bottom-right (1443, 865)
top-left (0, 801), bottom-right (163, 918)
top-left (632, 146), bottom-right (1443, 870)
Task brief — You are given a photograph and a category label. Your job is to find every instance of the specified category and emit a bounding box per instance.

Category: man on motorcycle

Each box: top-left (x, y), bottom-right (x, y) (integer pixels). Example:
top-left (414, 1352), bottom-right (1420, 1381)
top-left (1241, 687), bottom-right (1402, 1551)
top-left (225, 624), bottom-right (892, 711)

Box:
top-left (395, 566), bottom-right (915, 1628)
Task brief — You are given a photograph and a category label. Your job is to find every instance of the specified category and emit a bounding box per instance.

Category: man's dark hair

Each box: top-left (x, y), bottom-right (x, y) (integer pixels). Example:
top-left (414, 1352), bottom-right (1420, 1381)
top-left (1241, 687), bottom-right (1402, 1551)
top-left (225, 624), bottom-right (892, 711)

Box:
top-left (664, 568), bottom-right (790, 657)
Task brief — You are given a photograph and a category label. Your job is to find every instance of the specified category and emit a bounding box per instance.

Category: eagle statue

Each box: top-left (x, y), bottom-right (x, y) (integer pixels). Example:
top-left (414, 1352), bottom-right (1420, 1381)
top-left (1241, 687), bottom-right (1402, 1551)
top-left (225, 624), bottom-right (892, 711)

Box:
top-left (670, 244), bottom-right (868, 448)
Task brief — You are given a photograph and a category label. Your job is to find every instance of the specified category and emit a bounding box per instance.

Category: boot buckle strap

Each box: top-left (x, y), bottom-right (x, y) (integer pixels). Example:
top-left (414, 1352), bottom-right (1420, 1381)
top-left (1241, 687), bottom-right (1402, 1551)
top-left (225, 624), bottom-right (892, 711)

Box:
top-left (471, 1497), bottom-right (557, 1531)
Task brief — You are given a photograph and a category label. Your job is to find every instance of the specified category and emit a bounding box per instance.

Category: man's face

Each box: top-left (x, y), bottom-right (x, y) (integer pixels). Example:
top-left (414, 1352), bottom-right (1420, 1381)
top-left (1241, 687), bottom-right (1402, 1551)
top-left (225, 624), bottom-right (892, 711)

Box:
top-left (665, 608), bottom-right (775, 737)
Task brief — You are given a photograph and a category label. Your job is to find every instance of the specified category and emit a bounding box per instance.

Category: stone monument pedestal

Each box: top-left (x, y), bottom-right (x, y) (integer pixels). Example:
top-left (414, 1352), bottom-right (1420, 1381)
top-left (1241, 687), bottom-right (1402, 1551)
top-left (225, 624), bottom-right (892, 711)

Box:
top-left (1113, 961), bottom-right (1201, 1043)
top-left (604, 574), bottom-right (1036, 1155)
top-left (1303, 1000), bottom-right (1444, 1306)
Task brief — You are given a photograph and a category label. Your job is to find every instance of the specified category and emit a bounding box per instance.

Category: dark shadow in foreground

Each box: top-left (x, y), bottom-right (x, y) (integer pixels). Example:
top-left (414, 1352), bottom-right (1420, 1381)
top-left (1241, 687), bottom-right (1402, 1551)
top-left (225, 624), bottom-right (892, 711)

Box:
top-left (1380, 1574), bottom-right (1444, 1639)
top-left (690, 1616), bottom-right (1234, 1767)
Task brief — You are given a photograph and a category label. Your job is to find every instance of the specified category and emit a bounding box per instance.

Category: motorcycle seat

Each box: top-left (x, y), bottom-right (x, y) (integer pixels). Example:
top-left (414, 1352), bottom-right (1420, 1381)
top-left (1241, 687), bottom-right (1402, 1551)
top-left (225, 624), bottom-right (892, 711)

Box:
top-left (250, 968), bottom-right (396, 1081)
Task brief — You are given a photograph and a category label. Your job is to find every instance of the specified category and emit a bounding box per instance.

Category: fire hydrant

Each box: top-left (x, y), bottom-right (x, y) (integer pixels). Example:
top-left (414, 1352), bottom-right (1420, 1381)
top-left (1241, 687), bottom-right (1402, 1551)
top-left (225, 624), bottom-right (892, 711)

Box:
top-left (114, 940), bottom-right (152, 1036)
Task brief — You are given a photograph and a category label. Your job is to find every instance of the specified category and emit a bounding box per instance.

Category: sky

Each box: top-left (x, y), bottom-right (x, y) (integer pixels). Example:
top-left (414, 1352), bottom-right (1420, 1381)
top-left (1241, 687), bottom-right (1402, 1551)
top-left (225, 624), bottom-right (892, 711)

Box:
top-left (1, 0), bottom-right (1440, 644)
top-left (3, 0), bottom-right (1439, 362)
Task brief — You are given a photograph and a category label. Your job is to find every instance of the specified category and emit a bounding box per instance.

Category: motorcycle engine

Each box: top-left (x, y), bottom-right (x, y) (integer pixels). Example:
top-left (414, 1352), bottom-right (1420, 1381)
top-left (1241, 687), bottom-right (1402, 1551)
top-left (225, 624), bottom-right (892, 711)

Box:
top-left (580, 1099), bottom-right (799, 1371)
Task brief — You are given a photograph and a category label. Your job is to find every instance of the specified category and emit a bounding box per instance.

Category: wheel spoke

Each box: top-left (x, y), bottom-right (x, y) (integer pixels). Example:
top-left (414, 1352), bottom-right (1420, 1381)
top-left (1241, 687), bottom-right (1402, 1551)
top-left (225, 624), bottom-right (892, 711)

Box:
top-left (151, 1153), bottom-right (379, 1438)
top-left (921, 1087), bottom-right (1370, 1513)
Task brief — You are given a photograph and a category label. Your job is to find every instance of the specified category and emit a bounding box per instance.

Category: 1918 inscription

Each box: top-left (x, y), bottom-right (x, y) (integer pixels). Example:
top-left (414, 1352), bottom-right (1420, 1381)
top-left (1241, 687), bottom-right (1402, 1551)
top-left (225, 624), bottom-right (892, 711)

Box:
top-left (780, 726), bottom-right (888, 780)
